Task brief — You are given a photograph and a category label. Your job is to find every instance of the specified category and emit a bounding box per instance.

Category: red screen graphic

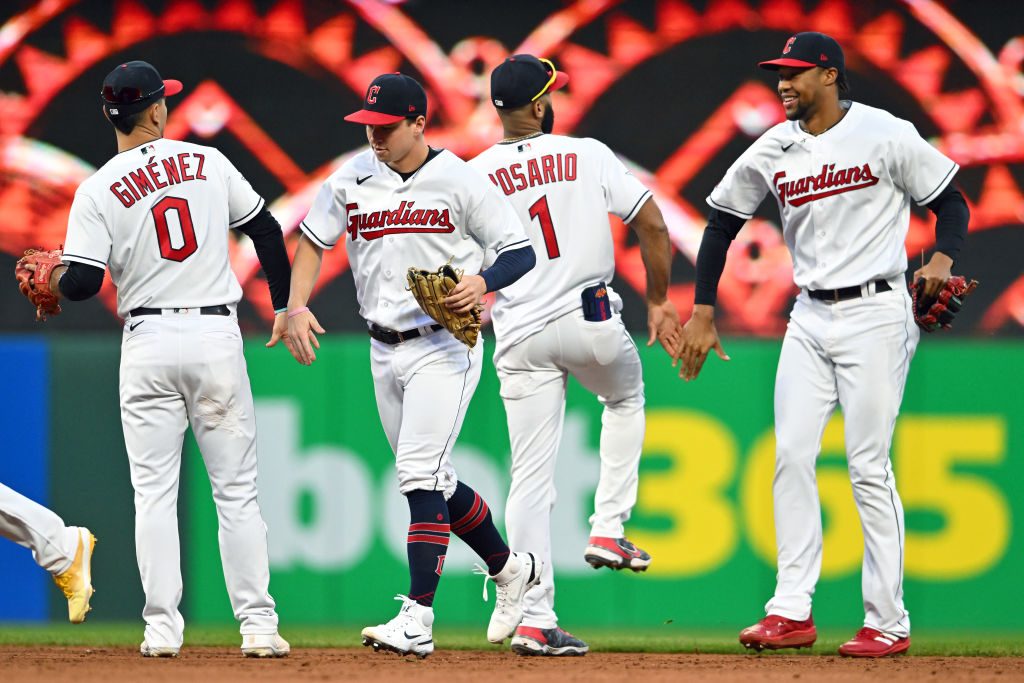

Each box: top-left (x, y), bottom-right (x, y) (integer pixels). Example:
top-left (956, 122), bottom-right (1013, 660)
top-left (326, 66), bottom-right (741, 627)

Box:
top-left (0, 0), bottom-right (1020, 335)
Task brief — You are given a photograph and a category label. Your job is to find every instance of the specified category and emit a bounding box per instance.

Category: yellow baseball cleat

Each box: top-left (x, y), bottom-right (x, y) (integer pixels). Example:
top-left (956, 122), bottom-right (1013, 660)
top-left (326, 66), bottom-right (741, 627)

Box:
top-left (53, 527), bottom-right (96, 623)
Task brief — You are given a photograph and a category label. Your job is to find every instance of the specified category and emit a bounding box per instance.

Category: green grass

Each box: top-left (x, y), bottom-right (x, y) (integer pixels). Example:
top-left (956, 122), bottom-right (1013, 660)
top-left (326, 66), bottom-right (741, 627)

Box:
top-left (0, 623), bottom-right (1021, 656)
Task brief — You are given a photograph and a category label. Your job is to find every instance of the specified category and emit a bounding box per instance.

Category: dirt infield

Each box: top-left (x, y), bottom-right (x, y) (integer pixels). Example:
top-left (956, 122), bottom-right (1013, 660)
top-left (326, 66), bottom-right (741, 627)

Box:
top-left (3, 647), bottom-right (1023, 682)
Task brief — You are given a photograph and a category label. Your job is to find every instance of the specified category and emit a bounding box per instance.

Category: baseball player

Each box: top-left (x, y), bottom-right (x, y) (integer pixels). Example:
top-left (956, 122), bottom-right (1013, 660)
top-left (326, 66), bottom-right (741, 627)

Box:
top-left (41, 61), bottom-right (294, 658)
top-left (674, 33), bottom-right (969, 657)
top-left (0, 484), bottom-right (95, 622)
top-left (286, 72), bottom-right (541, 659)
top-left (469, 54), bottom-right (680, 656)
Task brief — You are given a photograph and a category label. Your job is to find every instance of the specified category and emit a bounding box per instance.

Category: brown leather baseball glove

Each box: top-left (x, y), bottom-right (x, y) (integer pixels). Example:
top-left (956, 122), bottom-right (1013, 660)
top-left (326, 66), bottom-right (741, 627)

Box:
top-left (406, 263), bottom-right (482, 348)
top-left (15, 247), bottom-right (64, 321)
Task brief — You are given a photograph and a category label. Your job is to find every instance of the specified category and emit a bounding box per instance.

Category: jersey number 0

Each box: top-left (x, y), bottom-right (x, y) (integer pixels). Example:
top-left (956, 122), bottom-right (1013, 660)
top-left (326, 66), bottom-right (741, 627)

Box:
top-left (152, 196), bottom-right (198, 262)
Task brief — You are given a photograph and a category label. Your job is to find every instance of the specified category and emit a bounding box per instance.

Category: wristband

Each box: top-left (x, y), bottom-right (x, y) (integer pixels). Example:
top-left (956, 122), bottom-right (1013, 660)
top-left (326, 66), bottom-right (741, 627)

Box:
top-left (274, 307), bottom-right (287, 314)
top-left (287, 307), bottom-right (310, 318)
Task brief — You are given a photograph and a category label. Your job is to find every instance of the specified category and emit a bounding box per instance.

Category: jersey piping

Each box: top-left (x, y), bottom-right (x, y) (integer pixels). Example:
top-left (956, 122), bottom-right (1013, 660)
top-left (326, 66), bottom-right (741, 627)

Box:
top-left (915, 163), bottom-right (958, 205)
top-left (622, 190), bottom-right (652, 224)
top-left (229, 197), bottom-right (265, 227)
top-left (706, 195), bottom-right (754, 220)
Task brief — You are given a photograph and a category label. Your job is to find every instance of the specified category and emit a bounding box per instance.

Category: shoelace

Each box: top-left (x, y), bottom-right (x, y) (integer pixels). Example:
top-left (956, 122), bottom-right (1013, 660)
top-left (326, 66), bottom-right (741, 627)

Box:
top-left (472, 564), bottom-right (491, 601)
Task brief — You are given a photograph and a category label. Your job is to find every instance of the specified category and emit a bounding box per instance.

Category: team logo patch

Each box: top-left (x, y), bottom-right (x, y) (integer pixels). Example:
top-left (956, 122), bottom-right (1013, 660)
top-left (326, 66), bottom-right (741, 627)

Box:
top-left (773, 162), bottom-right (880, 207)
top-left (783, 36), bottom-right (796, 54)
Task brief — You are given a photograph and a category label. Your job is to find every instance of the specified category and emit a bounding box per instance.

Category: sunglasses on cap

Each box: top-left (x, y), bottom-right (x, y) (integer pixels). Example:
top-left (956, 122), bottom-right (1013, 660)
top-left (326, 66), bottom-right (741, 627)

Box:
top-left (101, 84), bottom-right (164, 105)
top-left (530, 58), bottom-right (559, 102)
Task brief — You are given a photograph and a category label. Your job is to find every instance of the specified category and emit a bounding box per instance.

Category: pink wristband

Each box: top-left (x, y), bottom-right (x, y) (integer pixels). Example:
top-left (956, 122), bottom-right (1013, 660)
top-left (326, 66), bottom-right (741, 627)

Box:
top-left (287, 307), bottom-right (310, 318)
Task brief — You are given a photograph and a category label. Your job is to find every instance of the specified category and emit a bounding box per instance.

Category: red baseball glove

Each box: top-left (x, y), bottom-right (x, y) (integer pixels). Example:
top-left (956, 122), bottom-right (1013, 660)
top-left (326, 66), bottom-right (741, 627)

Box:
top-left (15, 247), bottom-right (64, 321)
top-left (910, 275), bottom-right (978, 333)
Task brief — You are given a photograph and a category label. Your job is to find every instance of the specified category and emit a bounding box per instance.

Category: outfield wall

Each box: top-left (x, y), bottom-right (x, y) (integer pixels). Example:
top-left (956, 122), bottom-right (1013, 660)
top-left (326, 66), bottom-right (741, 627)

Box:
top-left (1, 335), bottom-right (1020, 631)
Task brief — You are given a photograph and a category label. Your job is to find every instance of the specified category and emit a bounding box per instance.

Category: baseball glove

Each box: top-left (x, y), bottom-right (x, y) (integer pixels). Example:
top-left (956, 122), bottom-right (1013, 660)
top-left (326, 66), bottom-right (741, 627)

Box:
top-left (15, 247), bottom-right (64, 322)
top-left (910, 275), bottom-right (978, 332)
top-left (406, 262), bottom-right (482, 348)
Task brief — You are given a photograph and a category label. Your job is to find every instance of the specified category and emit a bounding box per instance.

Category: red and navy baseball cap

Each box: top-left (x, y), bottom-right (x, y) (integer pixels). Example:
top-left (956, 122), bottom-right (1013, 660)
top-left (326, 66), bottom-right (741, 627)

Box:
top-left (100, 60), bottom-right (182, 118)
top-left (490, 54), bottom-right (569, 109)
top-left (759, 32), bottom-right (845, 74)
top-left (344, 73), bottom-right (428, 125)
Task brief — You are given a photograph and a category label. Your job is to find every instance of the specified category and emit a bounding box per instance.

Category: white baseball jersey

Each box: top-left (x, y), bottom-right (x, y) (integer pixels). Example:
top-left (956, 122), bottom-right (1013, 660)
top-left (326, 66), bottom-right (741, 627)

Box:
top-left (708, 102), bottom-right (958, 289)
top-left (60, 135), bottom-right (281, 647)
top-left (710, 100), bottom-right (957, 639)
top-left (468, 134), bottom-right (650, 359)
top-left (470, 132), bottom-right (651, 629)
top-left (62, 138), bottom-right (264, 316)
top-left (300, 148), bottom-right (530, 331)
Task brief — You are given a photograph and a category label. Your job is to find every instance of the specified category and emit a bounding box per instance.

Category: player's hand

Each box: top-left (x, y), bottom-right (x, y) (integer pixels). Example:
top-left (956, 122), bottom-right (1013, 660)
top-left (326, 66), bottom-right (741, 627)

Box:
top-left (647, 299), bottom-right (682, 356)
top-left (267, 311), bottom-right (301, 359)
top-left (286, 308), bottom-right (325, 366)
top-left (672, 305), bottom-right (730, 381)
top-left (444, 274), bottom-right (486, 314)
top-left (912, 252), bottom-right (953, 298)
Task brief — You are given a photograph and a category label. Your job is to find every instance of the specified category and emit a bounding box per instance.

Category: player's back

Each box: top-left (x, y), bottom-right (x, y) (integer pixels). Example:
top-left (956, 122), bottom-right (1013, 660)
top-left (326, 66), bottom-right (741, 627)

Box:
top-left (69, 138), bottom-right (260, 316)
top-left (469, 134), bottom-right (649, 349)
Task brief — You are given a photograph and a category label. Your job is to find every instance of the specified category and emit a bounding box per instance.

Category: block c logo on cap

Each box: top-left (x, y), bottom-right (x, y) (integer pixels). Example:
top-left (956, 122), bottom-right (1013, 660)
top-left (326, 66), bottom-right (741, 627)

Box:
top-left (783, 36), bottom-right (796, 54)
top-left (367, 85), bottom-right (379, 103)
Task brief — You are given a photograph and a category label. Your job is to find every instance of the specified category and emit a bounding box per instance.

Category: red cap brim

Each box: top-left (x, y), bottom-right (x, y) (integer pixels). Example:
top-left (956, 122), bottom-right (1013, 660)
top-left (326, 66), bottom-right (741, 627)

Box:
top-left (344, 110), bottom-right (408, 125)
top-left (549, 71), bottom-right (569, 92)
top-left (164, 79), bottom-right (183, 96)
top-left (758, 58), bottom-right (817, 70)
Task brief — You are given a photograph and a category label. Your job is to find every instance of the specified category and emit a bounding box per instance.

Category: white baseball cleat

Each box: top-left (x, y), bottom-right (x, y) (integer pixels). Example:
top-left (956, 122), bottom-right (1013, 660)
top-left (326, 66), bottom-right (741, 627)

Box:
top-left (241, 632), bottom-right (290, 658)
top-left (476, 551), bottom-right (542, 643)
top-left (140, 641), bottom-right (180, 658)
top-left (361, 595), bottom-right (434, 658)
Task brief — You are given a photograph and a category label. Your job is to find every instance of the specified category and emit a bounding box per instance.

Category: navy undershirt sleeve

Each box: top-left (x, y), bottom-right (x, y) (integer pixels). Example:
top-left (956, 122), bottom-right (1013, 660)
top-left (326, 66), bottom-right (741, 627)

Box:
top-left (58, 261), bottom-right (104, 301)
top-left (234, 207), bottom-right (291, 311)
top-left (480, 245), bottom-right (536, 293)
top-left (926, 184), bottom-right (969, 261)
top-left (694, 209), bottom-right (745, 306)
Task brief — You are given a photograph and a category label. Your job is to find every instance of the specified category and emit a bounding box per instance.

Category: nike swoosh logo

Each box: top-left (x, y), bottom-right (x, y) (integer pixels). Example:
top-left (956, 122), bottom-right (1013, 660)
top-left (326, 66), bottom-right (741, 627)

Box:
top-left (403, 630), bottom-right (424, 639)
top-left (782, 142), bottom-right (795, 152)
top-left (129, 320), bottom-right (145, 331)
top-left (357, 175), bottom-right (372, 185)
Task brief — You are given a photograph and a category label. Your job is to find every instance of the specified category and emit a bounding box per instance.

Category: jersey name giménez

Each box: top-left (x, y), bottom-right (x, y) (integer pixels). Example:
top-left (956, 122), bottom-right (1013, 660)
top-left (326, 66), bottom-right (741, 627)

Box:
top-left (110, 151), bottom-right (207, 208)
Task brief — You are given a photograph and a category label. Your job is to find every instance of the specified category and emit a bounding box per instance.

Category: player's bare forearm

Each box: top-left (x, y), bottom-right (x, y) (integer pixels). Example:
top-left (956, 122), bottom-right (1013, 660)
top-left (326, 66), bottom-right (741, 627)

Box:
top-left (912, 252), bottom-right (953, 297)
top-left (630, 198), bottom-right (681, 352)
top-left (629, 198), bottom-right (673, 303)
top-left (445, 273), bottom-right (486, 314)
top-left (286, 234), bottom-right (326, 365)
top-left (673, 304), bottom-right (730, 382)
top-left (288, 234), bottom-right (324, 308)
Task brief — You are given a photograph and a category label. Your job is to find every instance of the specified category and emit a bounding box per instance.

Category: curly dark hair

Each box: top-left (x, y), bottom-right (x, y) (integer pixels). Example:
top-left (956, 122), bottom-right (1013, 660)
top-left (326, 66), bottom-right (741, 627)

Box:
top-left (837, 71), bottom-right (851, 98)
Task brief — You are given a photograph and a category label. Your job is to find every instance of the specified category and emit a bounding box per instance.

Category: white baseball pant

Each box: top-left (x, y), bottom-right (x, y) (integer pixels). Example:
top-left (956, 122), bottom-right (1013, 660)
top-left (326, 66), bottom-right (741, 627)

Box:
top-left (767, 282), bottom-right (918, 637)
top-left (0, 483), bottom-right (79, 574)
top-left (497, 309), bottom-right (644, 628)
top-left (120, 309), bottom-right (278, 648)
top-left (370, 331), bottom-right (482, 498)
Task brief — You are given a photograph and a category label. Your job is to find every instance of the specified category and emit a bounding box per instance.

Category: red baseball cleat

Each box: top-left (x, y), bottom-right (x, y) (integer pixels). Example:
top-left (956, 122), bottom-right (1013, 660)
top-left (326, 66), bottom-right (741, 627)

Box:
top-left (584, 536), bottom-right (651, 571)
top-left (739, 614), bottom-right (817, 651)
top-left (838, 627), bottom-right (910, 657)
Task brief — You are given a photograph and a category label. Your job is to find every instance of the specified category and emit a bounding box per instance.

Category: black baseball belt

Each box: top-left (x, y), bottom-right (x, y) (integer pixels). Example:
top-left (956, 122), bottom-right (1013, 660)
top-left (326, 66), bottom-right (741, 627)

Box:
top-left (129, 305), bottom-right (231, 317)
top-left (807, 279), bottom-right (892, 303)
top-left (368, 322), bottom-right (443, 345)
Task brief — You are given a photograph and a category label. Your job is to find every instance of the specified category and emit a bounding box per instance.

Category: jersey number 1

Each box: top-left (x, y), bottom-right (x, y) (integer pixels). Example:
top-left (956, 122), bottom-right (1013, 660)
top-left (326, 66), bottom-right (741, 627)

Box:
top-left (152, 196), bottom-right (198, 262)
top-left (529, 195), bottom-right (560, 259)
